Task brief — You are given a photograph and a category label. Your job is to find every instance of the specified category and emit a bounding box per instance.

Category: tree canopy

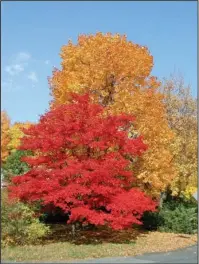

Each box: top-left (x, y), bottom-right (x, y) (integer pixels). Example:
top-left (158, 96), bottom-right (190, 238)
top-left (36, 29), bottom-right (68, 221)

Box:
top-left (9, 94), bottom-right (156, 230)
top-left (49, 33), bottom-right (175, 197)
top-left (160, 74), bottom-right (197, 198)
top-left (1, 111), bottom-right (11, 163)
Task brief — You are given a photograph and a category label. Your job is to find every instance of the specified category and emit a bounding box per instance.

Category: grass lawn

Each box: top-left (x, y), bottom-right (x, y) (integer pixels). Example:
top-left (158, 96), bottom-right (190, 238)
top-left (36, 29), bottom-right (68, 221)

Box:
top-left (2, 224), bottom-right (197, 263)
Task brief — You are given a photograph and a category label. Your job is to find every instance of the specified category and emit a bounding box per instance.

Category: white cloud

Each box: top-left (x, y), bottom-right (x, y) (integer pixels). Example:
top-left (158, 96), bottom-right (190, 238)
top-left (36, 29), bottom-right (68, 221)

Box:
top-left (5, 51), bottom-right (31, 76)
top-left (15, 52), bottom-right (31, 62)
top-left (3, 51), bottom-right (42, 92)
top-left (44, 60), bottom-right (50, 65)
top-left (27, 71), bottom-right (38, 83)
top-left (5, 64), bottom-right (24, 76)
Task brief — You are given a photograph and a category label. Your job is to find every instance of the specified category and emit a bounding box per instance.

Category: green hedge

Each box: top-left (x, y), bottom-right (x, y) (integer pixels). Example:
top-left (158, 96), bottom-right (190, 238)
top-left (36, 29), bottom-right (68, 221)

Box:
top-left (142, 198), bottom-right (197, 234)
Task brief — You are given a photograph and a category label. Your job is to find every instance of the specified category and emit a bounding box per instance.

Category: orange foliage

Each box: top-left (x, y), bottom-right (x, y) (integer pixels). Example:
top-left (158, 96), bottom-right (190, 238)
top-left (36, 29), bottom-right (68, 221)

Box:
top-left (49, 33), bottom-right (175, 198)
top-left (1, 111), bottom-right (11, 163)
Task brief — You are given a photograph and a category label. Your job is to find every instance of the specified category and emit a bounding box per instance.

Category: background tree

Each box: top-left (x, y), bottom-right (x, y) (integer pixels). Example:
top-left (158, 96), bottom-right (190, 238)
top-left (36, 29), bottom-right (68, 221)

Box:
top-left (8, 122), bottom-right (32, 153)
top-left (2, 150), bottom-right (32, 183)
top-left (49, 33), bottom-right (175, 198)
top-left (9, 94), bottom-right (156, 230)
top-left (160, 73), bottom-right (197, 198)
top-left (1, 111), bottom-right (11, 163)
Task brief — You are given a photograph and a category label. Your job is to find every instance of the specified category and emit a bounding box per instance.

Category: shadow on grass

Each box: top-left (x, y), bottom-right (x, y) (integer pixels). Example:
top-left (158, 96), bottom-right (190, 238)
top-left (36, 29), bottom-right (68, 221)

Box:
top-left (41, 224), bottom-right (148, 245)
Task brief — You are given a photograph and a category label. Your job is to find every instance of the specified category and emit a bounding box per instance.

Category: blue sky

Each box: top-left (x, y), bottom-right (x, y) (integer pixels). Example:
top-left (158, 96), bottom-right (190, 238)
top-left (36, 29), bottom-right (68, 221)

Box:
top-left (2, 1), bottom-right (197, 124)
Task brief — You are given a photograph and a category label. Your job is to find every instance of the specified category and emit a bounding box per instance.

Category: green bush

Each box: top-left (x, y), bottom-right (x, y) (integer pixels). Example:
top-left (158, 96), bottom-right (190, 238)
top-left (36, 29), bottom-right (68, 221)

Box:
top-left (141, 210), bottom-right (164, 231)
top-left (142, 198), bottom-right (197, 234)
top-left (158, 201), bottom-right (197, 234)
top-left (2, 150), bottom-right (32, 182)
top-left (1, 192), bottom-right (50, 247)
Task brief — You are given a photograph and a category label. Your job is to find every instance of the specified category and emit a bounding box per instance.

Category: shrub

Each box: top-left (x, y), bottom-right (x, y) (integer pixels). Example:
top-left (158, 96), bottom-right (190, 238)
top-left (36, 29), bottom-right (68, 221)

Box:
top-left (158, 200), bottom-right (197, 234)
top-left (141, 198), bottom-right (197, 234)
top-left (1, 192), bottom-right (50, 247)
top-left (141, 210), bottom-right (164, 231)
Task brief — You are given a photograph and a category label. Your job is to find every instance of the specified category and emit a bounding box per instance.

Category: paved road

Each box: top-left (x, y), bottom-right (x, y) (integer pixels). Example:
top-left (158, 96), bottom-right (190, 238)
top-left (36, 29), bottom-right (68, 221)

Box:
top-left (2, 245), bottom-right (197, 263)
top-left (71, 245), bottom-right (198, 263)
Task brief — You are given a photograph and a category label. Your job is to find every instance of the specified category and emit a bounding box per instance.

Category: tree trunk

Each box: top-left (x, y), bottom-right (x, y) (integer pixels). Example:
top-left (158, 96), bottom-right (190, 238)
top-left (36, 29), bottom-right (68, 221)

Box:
top-left (71, 223), bottom-right (76, 237)
top-left (159, 192), bottom-right (167, 208)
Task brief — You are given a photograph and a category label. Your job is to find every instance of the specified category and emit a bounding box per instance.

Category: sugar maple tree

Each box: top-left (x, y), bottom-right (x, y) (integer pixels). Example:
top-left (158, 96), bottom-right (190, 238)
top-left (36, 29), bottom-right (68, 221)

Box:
top-left (49, 32), bottom-right (175, 197)
top-left (160, 74), bottom-right (197, 199)
top-left (1, 111), bottom-right (11, 163)
top-left (9, 94), bottom-right (156, 230)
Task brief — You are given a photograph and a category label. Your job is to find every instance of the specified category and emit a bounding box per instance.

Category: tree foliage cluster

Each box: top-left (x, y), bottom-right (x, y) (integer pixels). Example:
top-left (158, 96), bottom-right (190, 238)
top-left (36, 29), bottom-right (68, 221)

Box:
top-left (49, 33), bottom-right (175, 197)
top-left (1, 119), bottom-right (32, 164)
top-left (9, 94), bottom-right (157, 230)
top-left (2, 33), bottom-right (197, 233)
top-left (1, 111), bottom-right (11, 163)
top-left (160, 74), bottom-right (197, 198)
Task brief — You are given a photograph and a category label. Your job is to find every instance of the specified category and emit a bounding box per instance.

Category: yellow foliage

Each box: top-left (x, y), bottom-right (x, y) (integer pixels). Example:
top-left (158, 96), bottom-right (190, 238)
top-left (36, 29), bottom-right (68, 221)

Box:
top-left (183, 186), bottom-right (197, 200)
top-left (49, 33), bottom-right (176, 198)
top-left (8, 122), bottom-right (32, 153)
top-left (160, 74), bottom-right (197, 197)
top-left (1, 111), bottom-right (11, 162)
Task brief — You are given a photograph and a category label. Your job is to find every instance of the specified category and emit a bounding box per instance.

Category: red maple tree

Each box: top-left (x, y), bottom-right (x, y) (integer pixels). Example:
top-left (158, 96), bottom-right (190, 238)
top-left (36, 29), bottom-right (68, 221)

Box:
top-left (9, 94), bottom-right (156, 230)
